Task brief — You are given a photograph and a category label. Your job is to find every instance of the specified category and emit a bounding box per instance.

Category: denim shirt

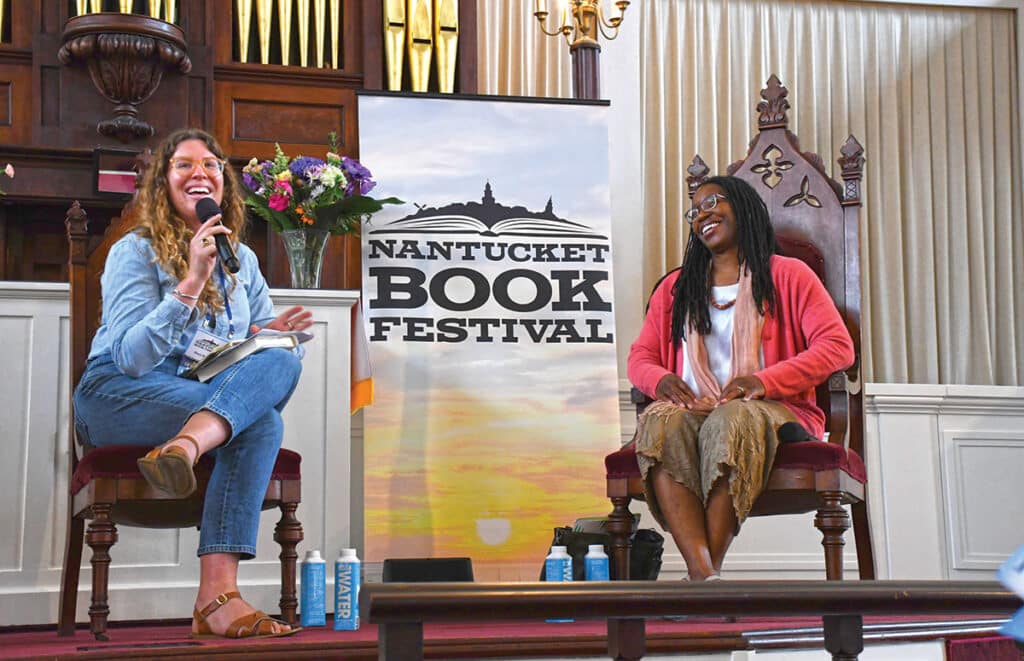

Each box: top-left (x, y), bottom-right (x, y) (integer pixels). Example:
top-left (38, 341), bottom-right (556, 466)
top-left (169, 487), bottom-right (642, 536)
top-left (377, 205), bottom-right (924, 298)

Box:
top-left (88, 232), bottom-right (278, 377)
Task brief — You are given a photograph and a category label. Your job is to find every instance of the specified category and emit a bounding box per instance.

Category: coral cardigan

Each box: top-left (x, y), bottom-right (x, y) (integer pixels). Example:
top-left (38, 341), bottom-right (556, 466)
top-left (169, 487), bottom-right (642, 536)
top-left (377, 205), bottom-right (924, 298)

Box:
top-left (627, 255), bottom-right (855, 440)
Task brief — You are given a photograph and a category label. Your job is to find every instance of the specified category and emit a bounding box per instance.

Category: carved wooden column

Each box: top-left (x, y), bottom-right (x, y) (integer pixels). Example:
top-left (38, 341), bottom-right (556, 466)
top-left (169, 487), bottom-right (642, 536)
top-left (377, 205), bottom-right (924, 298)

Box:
top-left (58, 13), bottom-right (191, 142)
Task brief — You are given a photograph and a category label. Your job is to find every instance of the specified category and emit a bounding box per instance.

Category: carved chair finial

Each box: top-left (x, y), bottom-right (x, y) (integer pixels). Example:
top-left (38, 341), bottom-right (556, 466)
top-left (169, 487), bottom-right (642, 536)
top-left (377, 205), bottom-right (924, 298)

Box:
top-left (66, 201), bottom-right (90, 265)
top-left (686, 155), bottom-right (710, 198)
top-left (838, 135), bottom-right (865, 204)
top-left (757, 74), bottom-right (790, 129)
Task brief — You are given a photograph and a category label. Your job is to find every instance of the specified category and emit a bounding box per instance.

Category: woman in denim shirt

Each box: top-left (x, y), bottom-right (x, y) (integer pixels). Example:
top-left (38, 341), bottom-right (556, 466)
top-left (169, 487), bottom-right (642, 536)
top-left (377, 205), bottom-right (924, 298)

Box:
top-left (73, 128), bottom-right (310, 639)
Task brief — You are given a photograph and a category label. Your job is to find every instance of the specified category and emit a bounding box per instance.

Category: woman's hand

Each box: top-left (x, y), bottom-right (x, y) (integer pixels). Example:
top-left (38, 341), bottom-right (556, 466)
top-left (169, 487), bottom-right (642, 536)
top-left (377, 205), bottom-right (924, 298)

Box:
top-left (719, 375), bottom-right (766, 404)
top-left (655, 374), bottom-right (696, 408)
top-left (184, 214), bottom-right (233, 287)
top-left (250, 305), bottom-right (314, 335)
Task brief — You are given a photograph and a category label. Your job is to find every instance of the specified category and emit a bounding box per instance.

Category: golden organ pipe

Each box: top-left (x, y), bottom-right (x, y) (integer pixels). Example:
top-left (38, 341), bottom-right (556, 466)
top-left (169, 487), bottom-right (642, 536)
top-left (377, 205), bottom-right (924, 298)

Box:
top-left (278, 0), bottom-right (294, 66)
top-left (75, 0), bottom-right (86, 16)
top-left (119, 0), bottom-right (133, 13)
top-left (164, 0), bottom-right (175, 22)
top-left (313, 0), bottom-right (326, 68)
top-left (406, 0), bottom-right (432, 92)
top-left (383, 0), bottom-right (405, 90)
top-left (434, 0), bottom-right (458, 93)
top-left (297, 0), bottom-right (310, 67)
top-left (148, 0), bottom-right (162, 19)
top-left (236, 0), bottom-right (253, 62)
top-left (329, 0), bottom-right (340, 69)
top-left (256, 0), bottom-right (273, 65)
top-left (91, 0), bottom-right (102, 13)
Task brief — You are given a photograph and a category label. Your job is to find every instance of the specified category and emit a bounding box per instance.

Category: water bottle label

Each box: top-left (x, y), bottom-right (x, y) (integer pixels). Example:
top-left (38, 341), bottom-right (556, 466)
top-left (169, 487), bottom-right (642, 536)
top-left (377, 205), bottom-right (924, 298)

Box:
top-left (545, 557), bottom-right (572, 582)
top-left (585, 557), bottom-right (609, 581)
top-left (334, 561), bottom-right (361, 631)
top-left (300, 562), bottom-right (327, 627)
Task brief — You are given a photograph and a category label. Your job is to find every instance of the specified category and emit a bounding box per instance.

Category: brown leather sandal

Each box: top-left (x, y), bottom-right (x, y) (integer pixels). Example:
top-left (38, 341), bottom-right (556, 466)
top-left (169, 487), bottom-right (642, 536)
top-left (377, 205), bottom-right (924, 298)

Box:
top-left (190, 591), bottom-right (301, 639)
top-left (137, 433), bottom-right (201, 498)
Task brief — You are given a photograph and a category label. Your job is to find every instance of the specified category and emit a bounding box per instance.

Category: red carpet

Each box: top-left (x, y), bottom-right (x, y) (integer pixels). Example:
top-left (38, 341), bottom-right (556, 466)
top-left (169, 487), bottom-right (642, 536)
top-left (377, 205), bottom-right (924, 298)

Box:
top-left (3, 615), bottom-right (1014, 660)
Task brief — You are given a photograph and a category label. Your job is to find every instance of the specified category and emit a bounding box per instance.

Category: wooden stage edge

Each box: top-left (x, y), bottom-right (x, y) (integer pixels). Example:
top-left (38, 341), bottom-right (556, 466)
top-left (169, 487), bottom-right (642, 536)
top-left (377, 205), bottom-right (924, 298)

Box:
top-left (4, 614), bottom-right (1013, 661)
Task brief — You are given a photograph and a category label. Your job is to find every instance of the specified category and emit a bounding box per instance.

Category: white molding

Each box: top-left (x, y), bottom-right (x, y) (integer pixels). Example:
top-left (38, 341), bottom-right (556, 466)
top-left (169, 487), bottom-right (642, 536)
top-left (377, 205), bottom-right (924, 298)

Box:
top-left (0, 282), bottom-right (69, 301)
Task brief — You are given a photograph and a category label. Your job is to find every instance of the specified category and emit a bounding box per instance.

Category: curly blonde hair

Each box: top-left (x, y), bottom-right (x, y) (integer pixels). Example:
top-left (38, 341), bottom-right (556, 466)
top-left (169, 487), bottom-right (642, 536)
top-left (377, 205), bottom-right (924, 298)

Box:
top-left (133, 128), bottom-right (249, 315)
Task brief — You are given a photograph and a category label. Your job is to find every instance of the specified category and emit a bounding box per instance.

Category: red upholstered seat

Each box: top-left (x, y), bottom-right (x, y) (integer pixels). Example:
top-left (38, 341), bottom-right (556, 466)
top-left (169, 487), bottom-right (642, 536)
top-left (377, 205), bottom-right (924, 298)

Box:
top-left (70, 446), bottom-right (302, 495)
top-left (605, 441), bottom-right (866, 484)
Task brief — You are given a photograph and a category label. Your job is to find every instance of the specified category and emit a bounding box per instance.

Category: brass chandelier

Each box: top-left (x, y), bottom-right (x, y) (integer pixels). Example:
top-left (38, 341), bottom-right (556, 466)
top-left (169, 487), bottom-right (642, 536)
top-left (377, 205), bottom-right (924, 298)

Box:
top-left (533, 0), bottom-right (629, 49)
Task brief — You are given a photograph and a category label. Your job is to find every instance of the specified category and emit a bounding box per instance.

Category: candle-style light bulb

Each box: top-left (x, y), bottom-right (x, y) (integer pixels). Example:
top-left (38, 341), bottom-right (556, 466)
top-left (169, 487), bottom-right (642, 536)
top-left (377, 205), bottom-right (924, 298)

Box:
top-left (535, 0), bottom-right (546, 14)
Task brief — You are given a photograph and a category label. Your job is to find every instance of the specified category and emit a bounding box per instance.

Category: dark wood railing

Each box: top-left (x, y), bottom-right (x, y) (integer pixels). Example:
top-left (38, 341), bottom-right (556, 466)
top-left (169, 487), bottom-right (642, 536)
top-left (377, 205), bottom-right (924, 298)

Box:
top-left (360, 580), bottom-right (1020, 661)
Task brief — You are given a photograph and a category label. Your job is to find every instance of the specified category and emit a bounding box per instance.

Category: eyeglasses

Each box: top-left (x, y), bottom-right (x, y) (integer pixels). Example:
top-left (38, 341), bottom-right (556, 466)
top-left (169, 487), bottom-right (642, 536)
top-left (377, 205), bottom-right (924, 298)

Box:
top-left (169, 157), bottom-right (225, 176)
top-left (684, 193), bottom-right (728, 223)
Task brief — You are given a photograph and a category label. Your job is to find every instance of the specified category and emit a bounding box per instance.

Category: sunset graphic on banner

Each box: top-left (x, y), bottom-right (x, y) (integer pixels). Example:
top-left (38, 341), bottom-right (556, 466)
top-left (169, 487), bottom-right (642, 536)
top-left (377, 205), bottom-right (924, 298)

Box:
top-left (358, 94), bottom-right (620, 579)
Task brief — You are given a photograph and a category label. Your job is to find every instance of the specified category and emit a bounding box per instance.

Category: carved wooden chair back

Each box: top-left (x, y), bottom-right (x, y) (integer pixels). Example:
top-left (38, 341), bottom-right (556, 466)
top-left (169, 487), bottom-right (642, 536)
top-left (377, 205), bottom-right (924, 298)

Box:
top-left (59, 199), bottom-right (303, 640)
top-left (605, 75), bottom-right (875, 582)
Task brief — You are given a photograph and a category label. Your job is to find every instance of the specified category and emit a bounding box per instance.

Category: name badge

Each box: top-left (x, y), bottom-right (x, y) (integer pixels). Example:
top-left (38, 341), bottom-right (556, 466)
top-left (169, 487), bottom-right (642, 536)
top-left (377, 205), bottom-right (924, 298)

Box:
top-left (178, 328), bottom-right (230, 377)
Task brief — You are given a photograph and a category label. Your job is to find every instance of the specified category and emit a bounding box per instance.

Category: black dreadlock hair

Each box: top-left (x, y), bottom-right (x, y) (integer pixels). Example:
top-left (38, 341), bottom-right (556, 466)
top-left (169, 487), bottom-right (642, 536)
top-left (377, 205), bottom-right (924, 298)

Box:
top-left (670, 175), bottom-right (778, 344)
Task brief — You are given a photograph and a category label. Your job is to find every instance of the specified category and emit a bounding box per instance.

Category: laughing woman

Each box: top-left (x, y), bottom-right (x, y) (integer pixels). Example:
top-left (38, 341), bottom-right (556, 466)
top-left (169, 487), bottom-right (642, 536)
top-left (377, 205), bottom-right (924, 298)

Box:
top-left (627, 175), bottom-right (854, 581)
top-left (72, 128), bottom-right (312, 638)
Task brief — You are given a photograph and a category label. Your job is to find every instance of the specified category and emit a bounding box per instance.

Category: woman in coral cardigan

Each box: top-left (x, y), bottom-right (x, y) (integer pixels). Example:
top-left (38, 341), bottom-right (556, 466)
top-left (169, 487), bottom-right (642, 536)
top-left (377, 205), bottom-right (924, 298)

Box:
top-left (627, 175), bottom-right (854, 581)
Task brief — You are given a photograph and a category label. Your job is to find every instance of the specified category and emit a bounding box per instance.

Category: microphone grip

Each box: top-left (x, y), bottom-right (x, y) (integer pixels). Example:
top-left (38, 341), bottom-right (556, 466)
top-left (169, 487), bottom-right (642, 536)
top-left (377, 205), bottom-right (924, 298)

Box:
top-left (215, 234), bottom-right (241, 274)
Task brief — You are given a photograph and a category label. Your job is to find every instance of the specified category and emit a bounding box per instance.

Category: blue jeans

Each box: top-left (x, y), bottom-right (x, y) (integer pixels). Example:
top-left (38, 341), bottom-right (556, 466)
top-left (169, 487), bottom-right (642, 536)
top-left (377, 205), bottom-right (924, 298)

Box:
top-left (73, 348), bottom-right (303, 559)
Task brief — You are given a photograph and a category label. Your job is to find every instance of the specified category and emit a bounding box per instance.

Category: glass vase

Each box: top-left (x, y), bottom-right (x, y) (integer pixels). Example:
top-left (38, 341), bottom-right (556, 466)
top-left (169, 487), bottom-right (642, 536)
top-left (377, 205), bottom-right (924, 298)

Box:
top-left (280, 228), bottom-right (330, 289)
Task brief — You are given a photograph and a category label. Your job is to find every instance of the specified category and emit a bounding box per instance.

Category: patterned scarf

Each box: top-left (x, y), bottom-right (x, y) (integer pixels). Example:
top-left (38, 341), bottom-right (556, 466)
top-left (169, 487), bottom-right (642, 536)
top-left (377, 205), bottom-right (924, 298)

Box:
top-left (684, 266), bottom-right (764, 398)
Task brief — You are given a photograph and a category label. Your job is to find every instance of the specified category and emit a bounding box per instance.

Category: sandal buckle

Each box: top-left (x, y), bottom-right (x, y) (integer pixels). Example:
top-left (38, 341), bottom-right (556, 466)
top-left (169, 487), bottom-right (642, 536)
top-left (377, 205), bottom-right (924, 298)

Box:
top-left (216, 593), bottom-right (230, 605)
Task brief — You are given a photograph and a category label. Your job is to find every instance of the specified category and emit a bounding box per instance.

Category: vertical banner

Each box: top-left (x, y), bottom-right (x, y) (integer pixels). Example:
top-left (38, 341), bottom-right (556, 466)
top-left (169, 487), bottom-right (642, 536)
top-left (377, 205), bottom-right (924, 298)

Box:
top-left (358, 93), bottom-right (620, 580)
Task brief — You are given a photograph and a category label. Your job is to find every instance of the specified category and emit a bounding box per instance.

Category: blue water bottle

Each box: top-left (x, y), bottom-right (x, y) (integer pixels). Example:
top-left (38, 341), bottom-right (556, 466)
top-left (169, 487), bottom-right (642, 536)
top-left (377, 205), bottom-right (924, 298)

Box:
top-left (585, 544), bottom-right (609, 581)
top-left (300, 549), bottom-right (326, 627)
top-left (334, 548), bottom-right (361, 630)
top-left (544, 545), bottom-right (574, 623)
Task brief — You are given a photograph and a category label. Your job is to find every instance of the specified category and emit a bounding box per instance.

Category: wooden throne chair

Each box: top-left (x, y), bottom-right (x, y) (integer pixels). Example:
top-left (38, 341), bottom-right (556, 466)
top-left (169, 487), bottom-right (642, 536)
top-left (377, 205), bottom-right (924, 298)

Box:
top-left (604, 75), bottom-right (875, 582)
top-left (58, 201), bottom-right (304, 639)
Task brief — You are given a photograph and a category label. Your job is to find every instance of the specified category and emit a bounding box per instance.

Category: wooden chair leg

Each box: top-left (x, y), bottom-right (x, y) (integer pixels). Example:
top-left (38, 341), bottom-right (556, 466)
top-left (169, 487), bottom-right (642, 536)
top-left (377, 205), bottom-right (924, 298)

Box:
top-left (850, 501), bottom-right (875, 579)
top-left (274, 500), bottom-right (303, 625)
top-left (58, 515), bottom-right (85, 636)
top-left (606, 495), bottom-right (633, 580)
top-left (85, 504), bottom-right (117, 641)
top-left (815, 492), bottom-right (851, 581)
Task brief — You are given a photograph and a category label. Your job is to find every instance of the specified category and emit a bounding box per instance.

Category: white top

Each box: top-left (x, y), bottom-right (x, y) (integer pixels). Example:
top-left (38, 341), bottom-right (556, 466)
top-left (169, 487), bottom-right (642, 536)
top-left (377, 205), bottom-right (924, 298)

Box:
top-left (680, 282), bottom-right (739, 393)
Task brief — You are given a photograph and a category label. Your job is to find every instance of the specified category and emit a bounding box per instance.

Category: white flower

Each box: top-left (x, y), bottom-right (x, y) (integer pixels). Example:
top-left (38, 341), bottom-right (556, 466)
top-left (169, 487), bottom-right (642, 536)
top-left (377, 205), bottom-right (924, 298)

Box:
top-left (4, 163), bottom-right (13, 178)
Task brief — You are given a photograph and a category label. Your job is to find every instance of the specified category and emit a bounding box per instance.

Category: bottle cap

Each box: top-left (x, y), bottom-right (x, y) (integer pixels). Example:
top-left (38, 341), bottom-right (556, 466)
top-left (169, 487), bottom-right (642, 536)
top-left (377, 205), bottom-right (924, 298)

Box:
top-left (340, 548), bottom-right (358, 558)
top-left (588, 544), bottom-right (605, 553)
top-left (550, 545), bottom-right (567, 553)
top-left (304, 549), bottom-right (323, 561)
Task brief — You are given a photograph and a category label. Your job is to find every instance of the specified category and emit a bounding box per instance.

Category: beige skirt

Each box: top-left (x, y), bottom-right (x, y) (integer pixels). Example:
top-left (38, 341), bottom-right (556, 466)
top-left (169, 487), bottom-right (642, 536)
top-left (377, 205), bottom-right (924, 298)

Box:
top-left (634, 399), bottom-right (796, 529)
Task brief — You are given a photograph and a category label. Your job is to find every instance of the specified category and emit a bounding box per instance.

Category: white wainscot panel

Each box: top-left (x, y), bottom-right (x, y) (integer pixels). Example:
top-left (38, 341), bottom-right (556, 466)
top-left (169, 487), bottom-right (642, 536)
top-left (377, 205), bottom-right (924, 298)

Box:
top-left (0, 283), bottom-right (356, 626)
top-left (866, 383), bottom-right (1024, 580)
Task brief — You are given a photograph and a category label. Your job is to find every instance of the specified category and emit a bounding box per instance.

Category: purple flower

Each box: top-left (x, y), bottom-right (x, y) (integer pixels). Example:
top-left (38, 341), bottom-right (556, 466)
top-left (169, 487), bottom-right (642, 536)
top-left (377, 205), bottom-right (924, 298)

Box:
top-left (340, 156), bottom-right (376, 195)
top-left (242, 172), bottom-right (259, 192)
top-left (290, 156), bottom-right (326, 179)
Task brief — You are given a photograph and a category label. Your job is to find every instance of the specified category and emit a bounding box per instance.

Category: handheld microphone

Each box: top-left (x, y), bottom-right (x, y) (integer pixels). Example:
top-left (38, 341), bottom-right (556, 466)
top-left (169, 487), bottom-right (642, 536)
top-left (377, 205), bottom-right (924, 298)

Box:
top-left (778, 421), bottom-right (817, 444)
top-left (195, 197), bottom-right (241, 274)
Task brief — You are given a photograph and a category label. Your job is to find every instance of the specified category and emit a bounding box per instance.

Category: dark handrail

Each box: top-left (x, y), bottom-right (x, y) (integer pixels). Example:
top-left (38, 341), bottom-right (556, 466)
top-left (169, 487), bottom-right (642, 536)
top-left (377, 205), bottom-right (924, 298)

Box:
top-left (362, 580), bottom-right (1020, 660)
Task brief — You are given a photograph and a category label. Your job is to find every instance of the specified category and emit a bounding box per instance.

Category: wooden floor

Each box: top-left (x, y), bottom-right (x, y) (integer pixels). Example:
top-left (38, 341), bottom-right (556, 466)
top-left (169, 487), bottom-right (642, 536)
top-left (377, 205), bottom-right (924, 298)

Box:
top-left (2, 614), bottom-right (1013, 660)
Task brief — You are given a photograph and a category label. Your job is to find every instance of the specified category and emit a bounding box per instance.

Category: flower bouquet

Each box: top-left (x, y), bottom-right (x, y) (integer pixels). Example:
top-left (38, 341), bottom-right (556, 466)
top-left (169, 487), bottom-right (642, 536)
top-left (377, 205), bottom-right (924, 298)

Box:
top-left (241, 134), bottom-right (401, 287)
top-left (242, 133), bottom-right (401, 236)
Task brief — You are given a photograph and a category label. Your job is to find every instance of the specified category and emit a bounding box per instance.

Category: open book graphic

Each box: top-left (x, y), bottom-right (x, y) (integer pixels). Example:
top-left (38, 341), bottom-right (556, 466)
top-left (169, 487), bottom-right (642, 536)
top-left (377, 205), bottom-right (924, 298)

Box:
top-left (372, 214), bottom-right (607, 239)
top-left (184, 329), bottom-right (313, 383)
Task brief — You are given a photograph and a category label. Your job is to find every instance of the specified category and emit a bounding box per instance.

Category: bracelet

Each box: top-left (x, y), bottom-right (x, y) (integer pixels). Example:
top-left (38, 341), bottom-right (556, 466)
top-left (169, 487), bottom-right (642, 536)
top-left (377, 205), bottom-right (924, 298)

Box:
top-left (172, 287), bottom-right (200, 301)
